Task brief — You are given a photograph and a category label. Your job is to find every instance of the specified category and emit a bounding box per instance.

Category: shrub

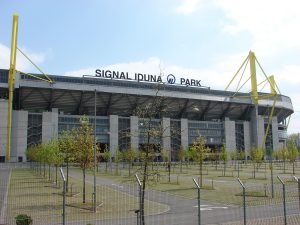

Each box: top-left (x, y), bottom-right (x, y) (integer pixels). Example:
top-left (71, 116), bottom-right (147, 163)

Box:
top-left (15, 214), bottom-right (33, 225)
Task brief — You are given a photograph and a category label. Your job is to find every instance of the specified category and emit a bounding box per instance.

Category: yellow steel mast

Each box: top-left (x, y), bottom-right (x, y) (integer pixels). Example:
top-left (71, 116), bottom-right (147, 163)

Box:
top-left (225, 51), bottom-right (279, 150)
top-left (6, 14), bottom-right (19, 162)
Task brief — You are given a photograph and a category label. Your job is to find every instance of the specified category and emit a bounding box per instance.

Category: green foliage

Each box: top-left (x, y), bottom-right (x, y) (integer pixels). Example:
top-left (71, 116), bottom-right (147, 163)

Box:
top-left (73, 115), bottom-right (95, 170)
top-left (219, 144), bottom-right (229, 163)
top-left (287, 139), bottom-right (298, 162)
top-left (277, 148), bottom-right (289, 162)
top-left (124, 148), bottom-right (136, 162)
top-left (161, 149), bottom-right (170, 162)
top-left (102, 145), bottom-right (110, 161)
top-left (250, 147), bottom-right (265, 162)
top-left (58, 130), bottom-right (76, 163)
top-left (15, 214), bottom-right (32, 225)
top-left (190, 136), bottom-right (210, 163)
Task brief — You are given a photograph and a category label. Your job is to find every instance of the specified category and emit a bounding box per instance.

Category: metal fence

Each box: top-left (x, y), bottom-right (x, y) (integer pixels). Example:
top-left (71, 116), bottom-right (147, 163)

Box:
top-left (0, 162), bottom-right (300, 225)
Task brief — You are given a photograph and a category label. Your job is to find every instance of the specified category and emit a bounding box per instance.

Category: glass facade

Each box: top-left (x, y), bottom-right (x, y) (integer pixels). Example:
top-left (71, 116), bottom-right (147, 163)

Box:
top-left (188, 120), bottom-right (223, 146)
top-left (235, 122), bottom-right (245, 151)
top-left (118, 117), bottom-right (130, 150)
top-left (27, 113), bottom-right (42, 147)
top-left (58, 115), bottom-right (109, 144)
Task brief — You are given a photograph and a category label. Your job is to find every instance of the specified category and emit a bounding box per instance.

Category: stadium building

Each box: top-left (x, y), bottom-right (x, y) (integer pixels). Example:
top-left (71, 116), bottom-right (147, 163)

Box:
top-left (0, 63), bottom-right (294, 162)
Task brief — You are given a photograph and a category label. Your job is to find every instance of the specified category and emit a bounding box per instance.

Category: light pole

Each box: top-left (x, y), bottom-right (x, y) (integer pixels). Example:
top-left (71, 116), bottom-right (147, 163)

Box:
top-left (93, 89), bottom-right (97, 212)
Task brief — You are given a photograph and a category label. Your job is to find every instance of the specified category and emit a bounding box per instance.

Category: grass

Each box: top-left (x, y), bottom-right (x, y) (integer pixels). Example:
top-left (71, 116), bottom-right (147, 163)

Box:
top-left (6, 169), bottom-right (169, 224)
top-left (79, 160), bottom-right (300, 206)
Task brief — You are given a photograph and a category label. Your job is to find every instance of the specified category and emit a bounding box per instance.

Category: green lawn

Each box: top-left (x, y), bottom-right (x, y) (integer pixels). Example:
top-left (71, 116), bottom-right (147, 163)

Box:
top-left (82, 160), bottom-right (300, 206)
top-left (6, 168), bottom-right (169, 224)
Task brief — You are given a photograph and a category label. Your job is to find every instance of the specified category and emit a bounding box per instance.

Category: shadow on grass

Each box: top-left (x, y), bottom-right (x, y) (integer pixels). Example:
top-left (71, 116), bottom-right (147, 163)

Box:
top-left (18, 204), bottom-right (62, 211)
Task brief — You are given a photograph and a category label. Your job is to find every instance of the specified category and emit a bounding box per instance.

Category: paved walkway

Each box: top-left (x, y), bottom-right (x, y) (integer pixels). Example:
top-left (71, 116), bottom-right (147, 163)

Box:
top-left (0, 168), bottom-right (11, 224)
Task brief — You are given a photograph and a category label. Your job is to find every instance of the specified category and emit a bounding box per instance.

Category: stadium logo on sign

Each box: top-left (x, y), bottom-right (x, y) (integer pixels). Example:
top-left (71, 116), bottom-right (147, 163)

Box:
top-left (167, 74), bottom-right (176, 84)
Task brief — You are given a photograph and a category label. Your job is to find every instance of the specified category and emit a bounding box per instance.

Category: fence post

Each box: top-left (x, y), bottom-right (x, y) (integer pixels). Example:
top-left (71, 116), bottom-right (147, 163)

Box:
top-left (293, 176), bottom-right (300, 212)
top-left (135, 174), bottom-right (142, 225)
top-left (277, 176), bottom-right (287, 225)
top-left (59, 167), bottom-right (66, 225)
top-left (237, 178), bottom-right (246, 225)
top-left (192, 178), bottom-right (201, 225)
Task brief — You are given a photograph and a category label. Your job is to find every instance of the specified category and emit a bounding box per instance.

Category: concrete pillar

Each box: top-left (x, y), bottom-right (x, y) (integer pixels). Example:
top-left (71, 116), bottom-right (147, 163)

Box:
top-left (243, 121), bottom-right (251, 158)
top-left (250, 106), bottom-right (264, 149)
top-left (272, 117), bottom-right (279, 151)
top-left (181, 118), bottom-right (188, 149)
top-left (162, 117), bottom-right (171, 154)
top-left (109, 115), bottom-right (118, 157)
top-left (130, 116), bottom-right (139, 151)
top-left (42, 108), bottom-right (58, 143)
top-left (257, 116), bottom-right (265, 148)
top-left (0, 99), bottom-right (8, 160)
top-left (11, 110), bottom-right (28, 162)
top-left (224, 117), bottom-right (236, 152)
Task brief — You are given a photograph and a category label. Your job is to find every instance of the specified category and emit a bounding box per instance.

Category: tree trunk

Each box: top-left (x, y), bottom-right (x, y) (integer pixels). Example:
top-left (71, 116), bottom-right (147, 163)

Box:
top-left (43, 162), bottom-right (46, 177)
top-left (223, 162), bottom-right (226, 176)
top-left (55, 165), bottom-right (58, 185)
top-left (48, 164), bottom-right (51, 181)
top-left (253, 163), bottom-right (256, 178)
top-left (180, 160), bottom-right (183, 173)
top-left (199, 162), bottom-right (203, 187)
top-left (293, 161), bottom-right (295, 175)
top-left (66, 160), bottom-right (69, 192)
top-left (128, 161), bottom-right (131, 176)
top-left (83, 167), bottom-right (86, 203)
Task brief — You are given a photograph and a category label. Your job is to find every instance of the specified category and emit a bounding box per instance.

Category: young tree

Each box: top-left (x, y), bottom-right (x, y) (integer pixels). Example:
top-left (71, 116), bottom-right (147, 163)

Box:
top-left (250, 147), bottom-right (265, 178)
top-left (220, 144), bottom-right (229, 176)
top-left (287, 139), bottom-right (299, 174)
top-left (177, 146), bottom-right (186, 173)
top-left (114, 149), bottom-right (124, 175)
top-left (277, 148), bottom-right (289, 174)
top-left (58, 130), bottom-right (76, 192)
top-left (73, 115), bottom-right (95, 203)
top-left (124, 148), bottom-right (136, 176)
top-left (48, 139), bottom-right (64, 185)
top-left (190, 136), bottom-right (210, 187)
top-left (102, 145), bottom-right (110, 173)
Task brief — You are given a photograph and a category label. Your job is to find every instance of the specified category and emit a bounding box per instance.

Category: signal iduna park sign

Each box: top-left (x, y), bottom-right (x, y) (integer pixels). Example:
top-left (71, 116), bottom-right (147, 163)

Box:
top-left (95, 69), bottom-right (202, 87)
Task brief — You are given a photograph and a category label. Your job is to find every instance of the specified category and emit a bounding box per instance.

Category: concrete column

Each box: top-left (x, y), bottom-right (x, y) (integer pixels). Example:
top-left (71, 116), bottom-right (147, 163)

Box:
top-left (11, 110), bottom-right (28, 162)
top-left (0, 99), bottom-right (8, 160)
top-left (224, 117), bottom-right (236, 152)
top-left (162, 117), bottom-right (171, 153)
top-left (272, 116), bottom-right (279, 151)
top-left (130, 116), bottom-right (139, 151)
top-left (109, 115), bottom-right (118, 157)
top-left (181, 118), bottom-right (188, 149)
top-left (42, 108), bottom-right (58, 143)
top-left (243, 121), bottom-right (251, 158)
top-left (257, 115), bottom-right (265, 148)
top-left (250, 106), bottom-right (264, 149)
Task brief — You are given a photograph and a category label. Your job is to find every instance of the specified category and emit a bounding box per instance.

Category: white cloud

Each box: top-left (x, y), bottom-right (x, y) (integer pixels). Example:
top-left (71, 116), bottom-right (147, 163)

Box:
top-left (175, 0), bottom-right (201, 14)
top-left (0, 43), bottom-right (46, 72)
top-left (214, 0), bottom-right (300, 56)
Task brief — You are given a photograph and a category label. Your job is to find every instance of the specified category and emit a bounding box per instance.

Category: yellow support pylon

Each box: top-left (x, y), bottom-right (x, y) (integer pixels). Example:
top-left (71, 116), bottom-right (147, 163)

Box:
top-left (6, 14), bottom-right (19, 162)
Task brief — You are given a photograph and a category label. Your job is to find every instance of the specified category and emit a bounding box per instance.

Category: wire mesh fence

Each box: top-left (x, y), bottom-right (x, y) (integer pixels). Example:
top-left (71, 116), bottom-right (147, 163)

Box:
top-left (0, 161), bottom-right (300, 225)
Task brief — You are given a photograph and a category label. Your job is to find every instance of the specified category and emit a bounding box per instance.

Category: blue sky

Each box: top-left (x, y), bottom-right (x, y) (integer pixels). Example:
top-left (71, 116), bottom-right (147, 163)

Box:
top-left (1, 0), bottom-right (300, 133)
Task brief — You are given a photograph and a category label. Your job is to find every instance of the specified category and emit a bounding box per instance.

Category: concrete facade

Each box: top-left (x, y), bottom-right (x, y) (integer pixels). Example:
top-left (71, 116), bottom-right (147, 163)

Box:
top-left (109, 115), bottom-right (118, 156)
top-left (42, 108), bottom-right (58, 143)
top-left (11, 110), bottom-right (28, 162)
top-left (224, 117), bottom-right (236, 152)
top-left (0, 100), bottom-right (8, 161)
top-left (271, 117), bottom-right (279, 151)
top-left (130, 116), bottom-right (139, 151)
top-left (180, 118), bottom-right (189, 149)
top-left (162, 117), bottom-right (171, 152)
top-left (243, 121), bottom-right (251, 157)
